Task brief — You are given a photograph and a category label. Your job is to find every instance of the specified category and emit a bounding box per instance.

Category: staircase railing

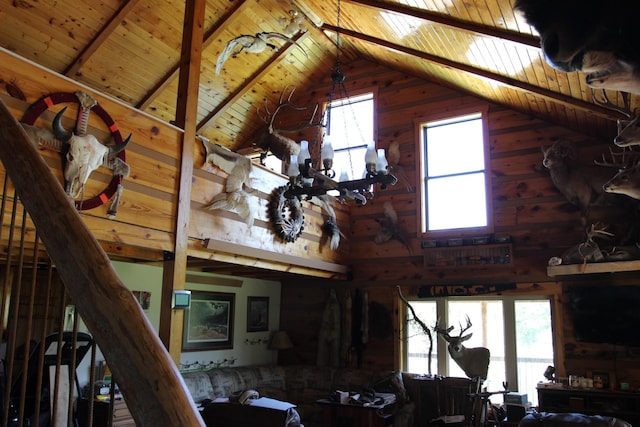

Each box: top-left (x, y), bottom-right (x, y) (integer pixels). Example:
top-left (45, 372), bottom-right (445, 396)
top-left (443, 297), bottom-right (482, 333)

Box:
top-left (0, 99), bottom-right (205, 426)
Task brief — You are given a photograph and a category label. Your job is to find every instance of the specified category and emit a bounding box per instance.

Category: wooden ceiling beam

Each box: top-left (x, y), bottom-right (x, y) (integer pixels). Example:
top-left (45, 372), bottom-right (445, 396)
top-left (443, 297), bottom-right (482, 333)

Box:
top-left (196, 31), bottom-right (309, 131)
top-left (136, 0), bottom-right (250, 110)
top-left (322, 24), bottom-right (620, 120)
top-left (64, 0), bottom-right (142, 77)
top-left (344, 0), bottom-right (540, 48)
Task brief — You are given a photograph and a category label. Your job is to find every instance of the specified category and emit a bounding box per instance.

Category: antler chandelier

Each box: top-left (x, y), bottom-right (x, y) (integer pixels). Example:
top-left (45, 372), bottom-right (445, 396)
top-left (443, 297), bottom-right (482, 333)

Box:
top-left (283, 0), bottom-right (396, 205)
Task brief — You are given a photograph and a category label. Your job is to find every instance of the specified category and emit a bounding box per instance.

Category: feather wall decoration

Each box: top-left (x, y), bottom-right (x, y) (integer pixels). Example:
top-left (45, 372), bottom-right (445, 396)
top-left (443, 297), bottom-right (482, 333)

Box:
top-left (374, 201), bottom-right (412, 254)
top-left (310, 195), bottom-right (345, 251)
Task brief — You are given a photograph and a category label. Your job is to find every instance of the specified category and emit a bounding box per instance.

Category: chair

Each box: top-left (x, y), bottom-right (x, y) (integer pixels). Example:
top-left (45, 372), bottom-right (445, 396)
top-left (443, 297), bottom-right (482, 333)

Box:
top-left (10, 331), bottom-right (93, 427)
top-left (430, 377), bottom-right (483, 427)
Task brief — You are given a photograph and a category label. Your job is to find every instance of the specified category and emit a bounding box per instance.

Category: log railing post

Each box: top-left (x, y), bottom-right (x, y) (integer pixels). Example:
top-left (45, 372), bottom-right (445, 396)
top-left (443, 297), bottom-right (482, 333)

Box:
top-left (0, 99), bottom-right (205, 426)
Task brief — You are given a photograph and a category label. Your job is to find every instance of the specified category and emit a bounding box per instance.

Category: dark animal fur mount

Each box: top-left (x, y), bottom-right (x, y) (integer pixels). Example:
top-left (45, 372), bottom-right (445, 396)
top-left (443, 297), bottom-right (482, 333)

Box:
top-left (514, 0), bottom-right (640, 93)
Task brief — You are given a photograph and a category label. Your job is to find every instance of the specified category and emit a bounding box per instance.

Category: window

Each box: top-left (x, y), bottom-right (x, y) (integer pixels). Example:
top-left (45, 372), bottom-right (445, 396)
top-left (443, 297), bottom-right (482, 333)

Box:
top-left (403, 296), bottom-right (554, 406)
top-left (325, 92), bottom-right (374, 181)
top-left (419, 111), bottom-right (491, 235)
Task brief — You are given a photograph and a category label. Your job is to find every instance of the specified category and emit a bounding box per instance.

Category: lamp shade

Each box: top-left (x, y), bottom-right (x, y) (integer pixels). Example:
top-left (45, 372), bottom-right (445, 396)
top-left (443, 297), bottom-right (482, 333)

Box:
top-left (269, 331), bottom-right (293, 350)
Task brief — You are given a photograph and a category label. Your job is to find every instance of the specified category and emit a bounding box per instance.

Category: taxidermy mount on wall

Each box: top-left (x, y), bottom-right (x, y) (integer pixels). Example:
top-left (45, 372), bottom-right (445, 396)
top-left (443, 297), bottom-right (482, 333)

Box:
top-left (216, 32), bottom-right (307, 75)
top-left (200, 136), bottom-right (257, 227)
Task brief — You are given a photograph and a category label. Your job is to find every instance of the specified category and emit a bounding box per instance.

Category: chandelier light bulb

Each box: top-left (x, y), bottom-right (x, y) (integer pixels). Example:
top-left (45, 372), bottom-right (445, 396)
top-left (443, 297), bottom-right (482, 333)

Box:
top-left (365, 141), bottom-right (377, 174)
top-left (376, 148), bottom-right (388, 174)
top-left (321, 137), bottom-right (334, 172)
top-left (287, 154), bottom-right (299, 178)
top-left (298, 140), bottom-right (311, 165)
top-left (339, 170), bottom-right (349, 182)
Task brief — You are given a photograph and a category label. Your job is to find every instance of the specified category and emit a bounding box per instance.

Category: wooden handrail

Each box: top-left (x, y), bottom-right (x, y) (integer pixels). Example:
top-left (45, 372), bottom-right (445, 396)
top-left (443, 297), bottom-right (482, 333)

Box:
top-left (0, 99), bottom-right (205, 426)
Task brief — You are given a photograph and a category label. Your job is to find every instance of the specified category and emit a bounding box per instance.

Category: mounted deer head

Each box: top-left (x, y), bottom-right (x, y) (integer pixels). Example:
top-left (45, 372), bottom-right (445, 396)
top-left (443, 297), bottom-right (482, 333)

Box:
top-left (254, 86), bottom-right (323, 163)
top-left (434, 316), bottom-right (490, 380)
top-left (595, 146), bottom-right (640, 200)
top-left (592, 90), bottom-right (640, 148)
top-left (541, 139), bottom-right (619, 224)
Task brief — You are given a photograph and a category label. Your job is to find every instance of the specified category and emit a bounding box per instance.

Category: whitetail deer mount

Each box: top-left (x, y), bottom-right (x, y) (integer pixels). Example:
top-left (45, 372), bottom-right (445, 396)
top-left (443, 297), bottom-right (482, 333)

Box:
top-left (541, 139), bottom-right (620, 224)
top-left (254, 86), bottom-right (323, 163)
top-left (592, 90), bottom-right (640, 148)
top-left (434, 316), bottom-right (490, 380)
top-left (595, 146), bottom-right (640, 200)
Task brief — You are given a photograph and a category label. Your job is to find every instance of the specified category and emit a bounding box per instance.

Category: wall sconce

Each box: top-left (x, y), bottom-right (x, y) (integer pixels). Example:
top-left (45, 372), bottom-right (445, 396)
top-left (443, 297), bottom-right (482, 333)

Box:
top-left (172, 290), bottom-right (191, 309)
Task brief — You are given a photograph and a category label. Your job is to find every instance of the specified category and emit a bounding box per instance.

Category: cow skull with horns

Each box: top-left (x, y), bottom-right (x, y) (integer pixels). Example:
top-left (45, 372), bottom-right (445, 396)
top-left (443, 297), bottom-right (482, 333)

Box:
top-left (21, 106), bottom-right (131, 209)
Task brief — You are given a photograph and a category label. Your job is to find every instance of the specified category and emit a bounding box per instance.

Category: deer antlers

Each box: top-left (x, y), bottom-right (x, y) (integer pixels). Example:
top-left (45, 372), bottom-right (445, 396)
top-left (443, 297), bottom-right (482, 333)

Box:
top-left (254, 86), bottom-right (323, 161)
top-left (257, 86), bottom-right (322, 134)
top-left (434, 316), bottom-right (473, 341)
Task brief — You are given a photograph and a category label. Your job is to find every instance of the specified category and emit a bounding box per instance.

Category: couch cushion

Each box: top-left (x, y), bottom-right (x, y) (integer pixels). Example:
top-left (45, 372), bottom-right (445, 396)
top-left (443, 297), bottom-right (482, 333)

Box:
top-left (181, 371), bottom-right (215, 404)
top-left (206, 366), bottom-right (287, 398)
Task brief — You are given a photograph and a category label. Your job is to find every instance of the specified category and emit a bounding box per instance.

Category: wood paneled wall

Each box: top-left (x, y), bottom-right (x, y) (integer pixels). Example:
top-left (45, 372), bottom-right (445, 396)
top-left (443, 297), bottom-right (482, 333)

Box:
top-left (0, 48), bottom-right (350, 280)
top-left (280, 59), bottom-right (640, 386)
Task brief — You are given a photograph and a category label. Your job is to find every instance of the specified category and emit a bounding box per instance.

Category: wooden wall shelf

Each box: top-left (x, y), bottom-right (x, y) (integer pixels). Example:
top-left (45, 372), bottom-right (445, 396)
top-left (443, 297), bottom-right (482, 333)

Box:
top-left (423, 243), bottom-right (512, 269)
top-left (547, 260), bottom-right (640, 277)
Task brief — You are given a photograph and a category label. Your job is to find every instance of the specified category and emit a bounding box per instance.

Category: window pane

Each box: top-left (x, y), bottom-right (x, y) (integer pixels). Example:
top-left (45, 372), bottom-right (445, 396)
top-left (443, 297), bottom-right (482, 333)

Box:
top-left (515, 300), bottom-right (553, 406)
top-left (327, 94), bottom-right (373, 180)
top-left (427, 173), bottom-right (488, 230)
top-left (447, 301), bottom-right (505, 391)
top-left (406, 301), bottom-right (438, 374)
top-left (421, 112), bottom-right (488, 233)
top-left (426, 115), bottom-right (484, 177)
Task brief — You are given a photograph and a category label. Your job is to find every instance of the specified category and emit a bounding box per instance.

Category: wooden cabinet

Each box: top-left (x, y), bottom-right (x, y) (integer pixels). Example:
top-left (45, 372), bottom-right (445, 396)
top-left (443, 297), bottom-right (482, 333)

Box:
top-left (77, 398), bottom-right (135, 427)
top-left (537, 386), bottom-right (640, 426)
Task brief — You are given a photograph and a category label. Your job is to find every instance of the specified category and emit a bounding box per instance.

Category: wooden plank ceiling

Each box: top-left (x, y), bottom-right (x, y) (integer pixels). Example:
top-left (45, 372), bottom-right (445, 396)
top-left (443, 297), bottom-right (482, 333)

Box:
top-left (1, 0), bottom-right (633, 279)
top-left (2, 0), bottom-right (630, 152)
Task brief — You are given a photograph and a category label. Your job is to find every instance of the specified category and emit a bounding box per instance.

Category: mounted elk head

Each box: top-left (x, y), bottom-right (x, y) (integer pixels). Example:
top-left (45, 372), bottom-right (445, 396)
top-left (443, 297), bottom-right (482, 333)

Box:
top-left (434, 316), bottom-right (490, 380)
top-left (21, 107), bottom-right (131, 198)
top-left (514, 0), bottom-right (640, 94)
top-left (254, 86), bottom-right (323, 163)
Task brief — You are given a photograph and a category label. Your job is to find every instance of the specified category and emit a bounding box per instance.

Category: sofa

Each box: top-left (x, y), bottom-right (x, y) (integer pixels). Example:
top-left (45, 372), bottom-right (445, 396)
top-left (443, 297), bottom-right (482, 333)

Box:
top-left (181, 364), bottom-right (416, 427)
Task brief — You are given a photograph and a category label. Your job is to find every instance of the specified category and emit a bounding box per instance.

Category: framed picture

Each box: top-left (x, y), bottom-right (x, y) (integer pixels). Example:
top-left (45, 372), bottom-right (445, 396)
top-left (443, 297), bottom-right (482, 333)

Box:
top-left (247, 296), bottom-right (269, 332)
top-left (182, 291), bottom-right (235, 351)
top-left (592, 371), bottom-right (610, 390)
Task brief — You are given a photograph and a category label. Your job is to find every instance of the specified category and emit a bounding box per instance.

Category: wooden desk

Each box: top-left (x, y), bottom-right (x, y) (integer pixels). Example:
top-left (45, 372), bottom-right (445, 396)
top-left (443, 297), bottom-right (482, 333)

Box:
top-left (316, 399), bottom-right (394, 427)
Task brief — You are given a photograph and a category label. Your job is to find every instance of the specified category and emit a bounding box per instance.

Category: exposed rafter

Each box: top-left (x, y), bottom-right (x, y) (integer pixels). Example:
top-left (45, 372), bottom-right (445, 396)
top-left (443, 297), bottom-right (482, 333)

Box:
top-left (344, 0), bottom-right (540, 48)
top-left (321, 24), bottom-right (620, 120)
top-left (64, 0), bottom-right (143, 77)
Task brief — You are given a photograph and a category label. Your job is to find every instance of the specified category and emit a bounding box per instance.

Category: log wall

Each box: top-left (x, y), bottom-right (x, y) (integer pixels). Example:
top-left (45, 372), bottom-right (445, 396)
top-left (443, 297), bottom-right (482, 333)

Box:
top-left (280, 60), bottom-right (640, 388)
top-left (2, 47), bottom-right (639, 391)
top-left (0, 48), bottom-right (350, 280)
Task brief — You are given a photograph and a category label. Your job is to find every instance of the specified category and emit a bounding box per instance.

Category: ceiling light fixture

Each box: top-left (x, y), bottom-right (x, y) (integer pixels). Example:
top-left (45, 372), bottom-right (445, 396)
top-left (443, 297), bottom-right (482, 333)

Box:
top-left (283, 0), bottom-right (396, 205)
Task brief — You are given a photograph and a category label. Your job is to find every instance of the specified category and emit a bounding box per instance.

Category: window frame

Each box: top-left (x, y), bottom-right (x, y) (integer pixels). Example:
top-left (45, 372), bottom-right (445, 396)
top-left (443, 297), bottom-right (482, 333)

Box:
top-left (321, 86), bottom-right (378, 178)
top-left (399, 293), bottom-right (558, 402)
top-left (415, 105), bottom-right (493, 238)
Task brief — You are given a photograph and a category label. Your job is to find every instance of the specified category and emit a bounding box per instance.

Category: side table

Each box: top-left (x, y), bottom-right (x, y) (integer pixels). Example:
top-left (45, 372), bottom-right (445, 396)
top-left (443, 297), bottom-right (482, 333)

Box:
top-left (316, 398), bottom-right (394, 427)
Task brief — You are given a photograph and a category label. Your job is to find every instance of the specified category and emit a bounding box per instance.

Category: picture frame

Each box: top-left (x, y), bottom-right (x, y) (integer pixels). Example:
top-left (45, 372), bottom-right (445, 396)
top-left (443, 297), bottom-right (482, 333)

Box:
top-left (182, 291), bottom-right (235, 351)
top-left (247, 296), bottom-right (269, 332)
top-left (592, 371), bottom-right (610, 390)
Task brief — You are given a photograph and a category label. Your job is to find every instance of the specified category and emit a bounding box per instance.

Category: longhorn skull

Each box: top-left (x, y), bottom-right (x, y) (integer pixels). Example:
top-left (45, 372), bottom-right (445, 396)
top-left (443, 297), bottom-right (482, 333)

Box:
top-left (51, 107), bottom-right (130, 198)
top-left (20, 107), bottom-right (131, 199)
